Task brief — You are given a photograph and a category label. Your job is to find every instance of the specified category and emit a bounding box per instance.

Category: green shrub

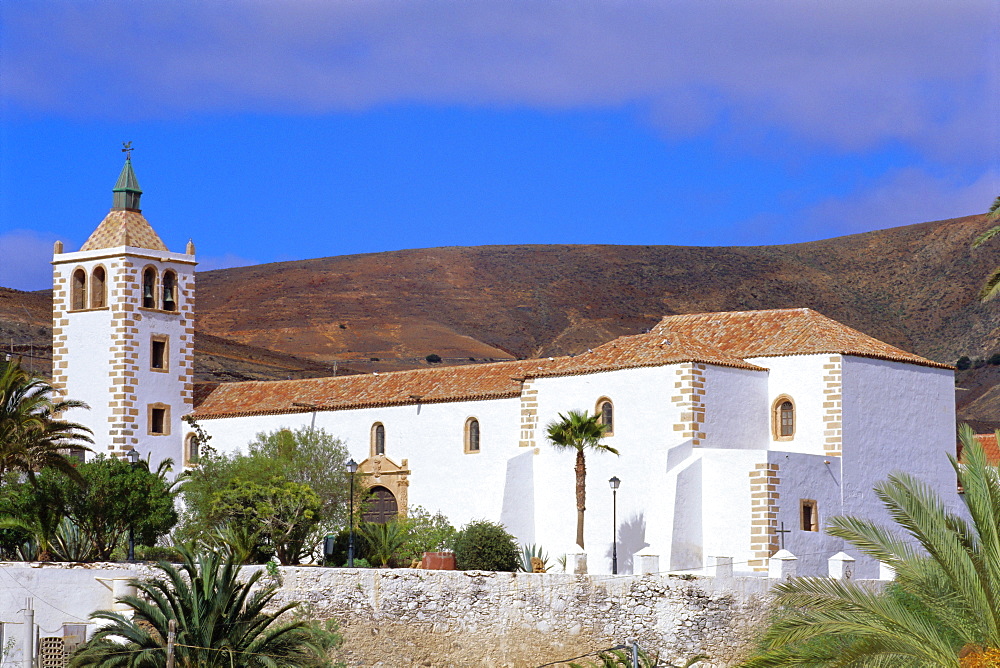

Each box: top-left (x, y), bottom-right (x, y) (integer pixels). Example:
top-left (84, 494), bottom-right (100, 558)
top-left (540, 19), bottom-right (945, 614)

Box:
top-left (397, 506), bottom-right (456, 563)
top-left (453, 520), bottom-right (519, 571)
top-left (956, 356), bottom-right (972, 370)
top-left (425, 353), bottom-right (442, 364)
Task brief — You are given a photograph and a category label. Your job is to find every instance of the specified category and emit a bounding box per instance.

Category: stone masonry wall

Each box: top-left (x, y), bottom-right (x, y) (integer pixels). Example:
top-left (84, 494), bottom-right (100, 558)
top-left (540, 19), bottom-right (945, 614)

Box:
top-left (1, 562), bottom-right (778, 668)
top-left (260, 567), bottom-right (776, 667)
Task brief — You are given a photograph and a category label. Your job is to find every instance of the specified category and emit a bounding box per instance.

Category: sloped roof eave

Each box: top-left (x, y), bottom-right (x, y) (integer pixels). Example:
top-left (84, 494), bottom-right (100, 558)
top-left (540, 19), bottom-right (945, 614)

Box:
top-left (744, 350), bottom-right (954, 371)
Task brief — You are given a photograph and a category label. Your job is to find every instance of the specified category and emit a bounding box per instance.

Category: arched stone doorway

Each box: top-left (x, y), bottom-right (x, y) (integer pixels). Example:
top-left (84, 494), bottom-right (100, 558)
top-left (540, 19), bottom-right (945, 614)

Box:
top-left (362, 486), bottom-right (399, 523)
top-left (357, 454), bottom-right (410, 519)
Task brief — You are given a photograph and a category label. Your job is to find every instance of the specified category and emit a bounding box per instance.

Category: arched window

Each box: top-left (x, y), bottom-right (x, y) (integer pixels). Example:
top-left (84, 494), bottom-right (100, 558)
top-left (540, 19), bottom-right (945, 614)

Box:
top-left (772, 396), bottom-right (795, 441)
top-left (465, 418), bottom-right (481, 453)
top-left (185, 433), bottom-right (200, 466)
top-left (71, 268), bottom-right (87, 310)
top-left (90, 266), bottom-right (106, 309)
top-left (371, 423), bottom-right (385, 456)
top-left (162, 271), bottom-right (177, 312)
top-left (142, 268), bottom-right (157, 308)
top-left (596, 398), bottom-right (614, 436)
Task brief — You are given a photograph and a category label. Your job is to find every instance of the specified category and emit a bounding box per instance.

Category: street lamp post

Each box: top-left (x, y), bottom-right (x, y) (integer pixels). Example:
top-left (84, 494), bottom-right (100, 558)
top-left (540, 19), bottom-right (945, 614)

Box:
top-left (126, 448), bottom-right (141, 562)
top-left (609, 476), bottom-right (621, 575)
top-left (346, 459), bottom-right (358, 567)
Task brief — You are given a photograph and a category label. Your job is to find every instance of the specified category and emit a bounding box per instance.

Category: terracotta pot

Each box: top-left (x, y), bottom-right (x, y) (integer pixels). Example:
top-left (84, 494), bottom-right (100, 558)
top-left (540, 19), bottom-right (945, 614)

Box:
top-left (422, 551), bottom-right (456, 570)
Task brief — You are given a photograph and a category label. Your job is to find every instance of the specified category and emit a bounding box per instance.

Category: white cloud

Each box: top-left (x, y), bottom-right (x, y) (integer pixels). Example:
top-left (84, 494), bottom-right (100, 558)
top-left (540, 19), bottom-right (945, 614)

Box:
top-left (742, 168), bottom-right (1000, 244)
top-left (0, 229), bottom-right (63, 291)
top-left (2, 1), bottom-right (996, 165)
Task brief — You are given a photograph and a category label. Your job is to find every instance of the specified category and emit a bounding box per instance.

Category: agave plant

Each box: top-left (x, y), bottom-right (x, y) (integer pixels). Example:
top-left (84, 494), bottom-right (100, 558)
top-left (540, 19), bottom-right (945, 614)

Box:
top-left (741, 424), bottom-right (1000, 667)
top-left (518, 543), bottom-right (551, 572)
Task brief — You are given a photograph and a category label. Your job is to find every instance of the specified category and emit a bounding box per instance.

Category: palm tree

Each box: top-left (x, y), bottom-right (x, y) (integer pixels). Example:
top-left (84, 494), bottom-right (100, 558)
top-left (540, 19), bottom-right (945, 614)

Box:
top-left (0, 358), bottom-right (92, 481)
top-left (970, 195), bottom-right (1000, 301)
top-left (741, 424), bottom-right (1000, 667)
top-left (70, 546), bottom-right (336, 667)
top-left (546, 410), bottom-right (619, 549)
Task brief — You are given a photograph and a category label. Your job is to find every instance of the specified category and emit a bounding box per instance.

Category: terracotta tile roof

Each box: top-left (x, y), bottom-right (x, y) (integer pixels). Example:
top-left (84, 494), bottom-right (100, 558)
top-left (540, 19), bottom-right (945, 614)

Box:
top-left (80, 210), bottom-right (168, 252)
top-left (192, 330), bottom-right (767, 419)
top-left (192, 359), bottom-right (559, 419)
top-left (967, 434), bottom-right (1000, 465)
top-left (192, 308), bottom-right (945, 420)
top-left (544, 332), bottom-right (766, 376)
top-left (651, 308), bottom-right (951, 369)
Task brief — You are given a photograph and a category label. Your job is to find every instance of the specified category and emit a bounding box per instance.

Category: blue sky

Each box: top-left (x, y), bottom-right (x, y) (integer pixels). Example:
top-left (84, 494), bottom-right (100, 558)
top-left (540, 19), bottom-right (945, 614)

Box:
top-left (1, 1), bottom-right (997, 291)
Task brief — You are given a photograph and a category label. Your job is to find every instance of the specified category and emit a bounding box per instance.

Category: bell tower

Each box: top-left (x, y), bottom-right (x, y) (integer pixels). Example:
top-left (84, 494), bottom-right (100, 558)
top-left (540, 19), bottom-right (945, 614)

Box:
top-left (51, 148), bottom-right (195, 469)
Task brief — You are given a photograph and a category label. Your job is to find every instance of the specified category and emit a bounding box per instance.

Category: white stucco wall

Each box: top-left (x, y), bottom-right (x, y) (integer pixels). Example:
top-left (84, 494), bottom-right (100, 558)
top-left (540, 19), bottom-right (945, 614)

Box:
top-left (191, 395), bottom-right (526, 542)
top-left (528, 366), bottom-right (684, 573)
top-left (746, 355), bottom-right (832, 455)
top-left (840, 356), bottom-right (958, 578)
top-left (700, 366), bottom-right (769, 449)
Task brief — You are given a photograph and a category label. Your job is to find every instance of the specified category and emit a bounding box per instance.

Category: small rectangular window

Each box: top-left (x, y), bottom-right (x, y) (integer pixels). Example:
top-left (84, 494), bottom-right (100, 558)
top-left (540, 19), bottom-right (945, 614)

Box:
top-left (800, 499), bottom-right (818, 532)
top-left (151, 337), bottom-right (168, 371)
top-left (148, 406), bottom-right (170, 435)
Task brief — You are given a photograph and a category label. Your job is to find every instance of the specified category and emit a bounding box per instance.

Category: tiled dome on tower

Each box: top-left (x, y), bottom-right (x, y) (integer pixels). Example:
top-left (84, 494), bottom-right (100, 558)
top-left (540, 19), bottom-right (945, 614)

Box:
top-left (80, 154), bottom-right (168, 251)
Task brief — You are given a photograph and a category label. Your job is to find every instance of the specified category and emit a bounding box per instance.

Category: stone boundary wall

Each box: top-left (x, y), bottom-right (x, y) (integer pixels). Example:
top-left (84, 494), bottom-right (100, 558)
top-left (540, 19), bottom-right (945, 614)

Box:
top-left (260, 567), bottom-right (777, 667)
top-left (1, 562), bottom-right (794, 667)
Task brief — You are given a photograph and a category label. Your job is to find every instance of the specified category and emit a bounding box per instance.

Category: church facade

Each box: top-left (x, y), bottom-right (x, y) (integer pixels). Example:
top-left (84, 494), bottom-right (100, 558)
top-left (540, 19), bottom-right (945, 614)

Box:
top-left (54, 159), bottom-right (960, 578)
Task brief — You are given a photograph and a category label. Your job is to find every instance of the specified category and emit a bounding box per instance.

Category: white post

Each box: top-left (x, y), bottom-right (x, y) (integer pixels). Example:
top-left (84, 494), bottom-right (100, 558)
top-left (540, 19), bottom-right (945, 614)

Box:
top-left (636, 553), bottom-right (660, 575)
top-left (768, 549), bottom-right (797, 579)
top-left (708, 556), bottom-right (733, 579)
top-left (568, 553), bottom-right (588, 575)
top-left (23, 600), bottom-right (34, 668)
top-left (828, 552), bottom-right (856, 580)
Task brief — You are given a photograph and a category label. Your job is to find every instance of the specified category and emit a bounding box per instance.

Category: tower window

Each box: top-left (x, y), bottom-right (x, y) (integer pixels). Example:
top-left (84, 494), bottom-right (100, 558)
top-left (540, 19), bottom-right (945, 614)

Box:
top-left (371, 423), bottom-right (385, 456)
top-left (91, 266), bottom-right (106, 309)
top-left (142, 268), bottom-right (157, 308)
top-left (596, 398), bottom-right (614, 436)
top-left (772, 396), bottom-right (796, 441)
top-left (71, 268), bottom-right (87, 310)
top-left (148, 404), bottom-right (170, 435)
top-left (465, 418), bottom-right (480, 453)
top-left (162, 271), bottom-right (177, 311)
top-left (151, 336), bottom-right (168, 371)
top-left (800, 499), bottom-right (818, 532)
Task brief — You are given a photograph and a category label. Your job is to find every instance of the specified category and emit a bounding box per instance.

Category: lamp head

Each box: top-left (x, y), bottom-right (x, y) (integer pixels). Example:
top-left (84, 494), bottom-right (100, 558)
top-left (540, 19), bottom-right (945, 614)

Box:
top-left (126, 448), bottom-right (140, 464)
top-left (346, 458), bottom-right (358, 474)
top-left (609, 476), bottom-right (620, 490)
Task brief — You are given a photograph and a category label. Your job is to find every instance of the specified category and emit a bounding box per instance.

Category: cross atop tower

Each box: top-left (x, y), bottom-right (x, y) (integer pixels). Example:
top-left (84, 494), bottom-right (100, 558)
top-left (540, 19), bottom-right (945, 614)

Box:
top-left (122, 141), bottom-right (134, 160)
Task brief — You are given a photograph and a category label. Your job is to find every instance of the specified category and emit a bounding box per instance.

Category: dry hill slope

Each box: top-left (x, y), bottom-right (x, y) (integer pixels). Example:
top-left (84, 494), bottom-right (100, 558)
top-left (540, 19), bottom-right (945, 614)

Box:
top-left (196, 213), bottom-right (1000, 366)
top-left (4, 212), bottom-right (1000, 423)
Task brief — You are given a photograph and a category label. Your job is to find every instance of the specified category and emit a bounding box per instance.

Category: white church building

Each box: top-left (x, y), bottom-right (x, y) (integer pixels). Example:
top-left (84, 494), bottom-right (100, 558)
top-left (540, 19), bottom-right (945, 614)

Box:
top-left (52, 158), bottom-right (960, 578)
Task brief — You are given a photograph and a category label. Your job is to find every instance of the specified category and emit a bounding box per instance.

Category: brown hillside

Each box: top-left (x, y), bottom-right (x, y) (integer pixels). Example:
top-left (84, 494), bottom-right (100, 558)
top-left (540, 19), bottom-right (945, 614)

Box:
top-left (196, 213), bottom-right (1000, 366)
top-left (4, 212), bottom-right (1000, 423)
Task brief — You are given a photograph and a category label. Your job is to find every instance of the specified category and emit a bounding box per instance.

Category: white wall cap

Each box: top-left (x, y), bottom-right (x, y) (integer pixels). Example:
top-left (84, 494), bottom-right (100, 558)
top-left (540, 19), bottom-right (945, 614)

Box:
top-left (53, 246), bottom-right (196, 265)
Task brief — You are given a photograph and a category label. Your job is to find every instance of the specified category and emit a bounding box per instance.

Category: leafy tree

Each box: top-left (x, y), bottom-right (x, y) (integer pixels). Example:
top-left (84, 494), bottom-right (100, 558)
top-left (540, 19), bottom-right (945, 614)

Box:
top-left (179, 427), bottom-right (350, 563)
top-left (0, 456), bottom-right (177, 561)
top-left (740, 424), bottom-right (1000, 667)
top-left (453, 519), bottom-right (519, 571)
top-left (0, 473), bottom-right (65, 561)
top-left (545, 410), bottom-right (619, 549)
top-left (0, 358), bottom-right (92, 481)
top-left (208, 477), bottom-right (322, 565)
top-left (396, 505), bottom-right (456, 563)
top-left (69, 546), bottom-right (339, 668)
top-left (956, 356), bottom-right (972, 371)
top-left (425, 353), bottom-right (442, 364)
